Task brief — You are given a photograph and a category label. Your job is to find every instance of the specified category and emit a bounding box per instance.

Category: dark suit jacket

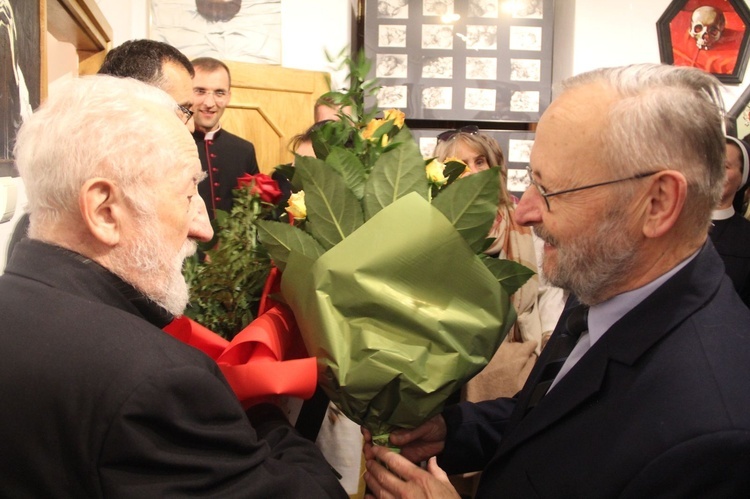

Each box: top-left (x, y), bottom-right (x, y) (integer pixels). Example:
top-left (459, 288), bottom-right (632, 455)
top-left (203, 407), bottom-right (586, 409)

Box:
top-left (0, 240), bottom-right (345, 498)
top-left (710, 212), bottom-right (750, 307)
top-left (440, 241), bottom-right (750, 498)
top-left (194, 128), bottom-right (260, 220)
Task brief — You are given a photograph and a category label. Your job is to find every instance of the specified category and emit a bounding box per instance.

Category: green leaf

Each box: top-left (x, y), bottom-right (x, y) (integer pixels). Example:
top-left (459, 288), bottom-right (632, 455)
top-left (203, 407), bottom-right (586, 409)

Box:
top-left (481, 257), bottom-right (536, 296)
top-left (443, 161), bottom-right (467, 185)
top-left (325, 147), bottom-right (367, 199)
top-left (431, 167), bottom-right (500, 253)
top-left (256, 219), bottom-right (326, 271)
top-left (297, 160), bottom-right (365, 250)
top-left (363, 136), bottom-right (429, 219)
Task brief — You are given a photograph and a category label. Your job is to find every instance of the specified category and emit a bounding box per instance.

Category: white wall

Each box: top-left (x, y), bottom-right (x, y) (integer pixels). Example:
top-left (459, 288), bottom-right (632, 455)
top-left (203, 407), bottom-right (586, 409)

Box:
top-left (553, 0), bottom-right (750, 105)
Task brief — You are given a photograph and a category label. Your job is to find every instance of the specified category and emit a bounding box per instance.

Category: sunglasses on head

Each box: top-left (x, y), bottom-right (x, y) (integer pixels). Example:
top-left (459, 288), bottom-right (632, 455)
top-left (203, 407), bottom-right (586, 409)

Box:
top-left (437, 125), bottom-right (480, 142)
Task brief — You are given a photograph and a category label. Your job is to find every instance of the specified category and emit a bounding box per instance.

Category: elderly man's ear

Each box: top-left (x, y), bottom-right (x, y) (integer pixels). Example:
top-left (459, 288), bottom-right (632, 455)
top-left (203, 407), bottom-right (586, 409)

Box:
top-left (640, 170), bottom-right (688, 239)
top-left (79, 178), bottom-right (125, 246)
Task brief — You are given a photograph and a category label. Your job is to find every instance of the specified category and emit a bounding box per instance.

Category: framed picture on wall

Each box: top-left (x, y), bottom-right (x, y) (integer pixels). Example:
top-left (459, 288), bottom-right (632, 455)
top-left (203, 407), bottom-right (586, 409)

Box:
top-left (410, 127), bottom-right (535, 199)
top-left (149, 0), bottom-right (282, 64)
top-left (1, 0), bottom-right (42, 177)
top-left (362, 0), bottom-right (554, 123)
top-left (726, 84), bottom-right (750, 138)
top-left (657, 0), bottom-right (750, 84)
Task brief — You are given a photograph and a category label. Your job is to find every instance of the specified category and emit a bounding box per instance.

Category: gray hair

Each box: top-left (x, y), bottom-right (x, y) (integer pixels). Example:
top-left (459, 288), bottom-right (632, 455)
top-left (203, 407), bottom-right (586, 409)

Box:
top-left (561, 64), bottom-right (725, 235)
top-left (14, 75), bottom-right (187, 228)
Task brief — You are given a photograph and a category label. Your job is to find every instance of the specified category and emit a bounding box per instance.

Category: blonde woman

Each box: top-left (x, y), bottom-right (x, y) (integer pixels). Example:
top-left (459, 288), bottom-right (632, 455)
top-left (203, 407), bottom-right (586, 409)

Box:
top-left (434, 127), bottom-right (563, 400)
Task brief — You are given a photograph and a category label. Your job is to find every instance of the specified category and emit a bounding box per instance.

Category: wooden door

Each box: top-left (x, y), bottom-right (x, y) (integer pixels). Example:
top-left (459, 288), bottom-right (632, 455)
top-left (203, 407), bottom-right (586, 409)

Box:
top-left (221, 61), bottom-right (330, 174)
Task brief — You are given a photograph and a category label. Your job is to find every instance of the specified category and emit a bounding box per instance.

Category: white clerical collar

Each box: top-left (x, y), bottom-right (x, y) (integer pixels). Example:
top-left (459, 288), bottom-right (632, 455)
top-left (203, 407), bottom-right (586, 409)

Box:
top-left (586, 249), bottom-right (699, 348)
top-left (712, 206), bottom-right (735, 221)
top-left (204, 124), bottom-right (222, 140)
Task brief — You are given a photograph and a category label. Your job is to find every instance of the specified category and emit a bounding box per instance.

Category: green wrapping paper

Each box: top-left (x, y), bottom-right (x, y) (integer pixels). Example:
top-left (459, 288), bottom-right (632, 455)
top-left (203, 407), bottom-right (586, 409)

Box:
top-left (281, 192), bottom-right (515, 437)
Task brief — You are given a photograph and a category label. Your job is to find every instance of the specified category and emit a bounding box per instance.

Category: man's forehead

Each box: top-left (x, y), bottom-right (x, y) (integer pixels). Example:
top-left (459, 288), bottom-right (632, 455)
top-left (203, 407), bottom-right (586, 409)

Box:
top-left (193, 67), bottom-right (230, 88)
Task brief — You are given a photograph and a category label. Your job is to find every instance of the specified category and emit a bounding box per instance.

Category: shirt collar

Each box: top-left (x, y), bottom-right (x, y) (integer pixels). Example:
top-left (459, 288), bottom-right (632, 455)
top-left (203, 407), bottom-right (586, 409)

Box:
top-left (587, 249), bottom-right (699, 347)
top-left (204, 123), bottom-right (222, 141)
top-left (712, 206), bottom-right (735, 220)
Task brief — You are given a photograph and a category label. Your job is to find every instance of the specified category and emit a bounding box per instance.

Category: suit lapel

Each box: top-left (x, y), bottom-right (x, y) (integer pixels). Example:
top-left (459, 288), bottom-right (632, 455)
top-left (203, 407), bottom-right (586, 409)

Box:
top-left (494, 241), bottom-right (725, 458)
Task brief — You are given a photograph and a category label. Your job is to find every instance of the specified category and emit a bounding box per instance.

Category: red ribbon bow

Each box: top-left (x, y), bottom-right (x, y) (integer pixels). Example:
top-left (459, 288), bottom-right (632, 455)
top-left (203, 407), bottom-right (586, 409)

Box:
top-left (163, 268), bottom-right (317, 408)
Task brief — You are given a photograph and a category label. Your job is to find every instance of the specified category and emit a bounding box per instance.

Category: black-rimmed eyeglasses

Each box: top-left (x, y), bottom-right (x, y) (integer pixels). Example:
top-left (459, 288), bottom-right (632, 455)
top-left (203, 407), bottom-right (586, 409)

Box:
top-left (525, 165), bottom-right (661, 211)
top-left (177, 104), bottom-right (194, 124)
top-left (437, 125), bottom-right (479, 142)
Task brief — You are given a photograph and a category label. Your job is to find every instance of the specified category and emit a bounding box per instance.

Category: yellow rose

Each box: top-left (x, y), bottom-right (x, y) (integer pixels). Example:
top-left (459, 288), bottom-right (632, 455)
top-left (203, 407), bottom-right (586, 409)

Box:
top-left (286, 191), bottom-right (307, 219)
top-left (361, 118), bottom-right (385, 141)
top-left (383, 108), bottom-right (405, 128)
top-left (425, 159), bottom-right (448, 186)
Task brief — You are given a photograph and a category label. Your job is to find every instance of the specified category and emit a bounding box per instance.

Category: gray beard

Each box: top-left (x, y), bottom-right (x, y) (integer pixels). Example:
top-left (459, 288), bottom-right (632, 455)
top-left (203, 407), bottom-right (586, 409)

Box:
top-left (534, 208), bottom-right (639, 306)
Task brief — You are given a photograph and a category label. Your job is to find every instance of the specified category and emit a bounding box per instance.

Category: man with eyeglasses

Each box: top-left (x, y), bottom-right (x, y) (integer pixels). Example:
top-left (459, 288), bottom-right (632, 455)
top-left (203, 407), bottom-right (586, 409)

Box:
top-left (191, 57), bottom-right (260, 220)
top-left (362, 64), bottom-right (750, 497)
top-left (4, 39), bottom-right (207, 264)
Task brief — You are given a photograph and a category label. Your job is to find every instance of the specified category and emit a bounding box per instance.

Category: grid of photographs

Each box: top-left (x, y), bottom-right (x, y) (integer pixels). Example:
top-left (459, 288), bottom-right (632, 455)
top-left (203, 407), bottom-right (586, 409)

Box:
top-left (410, 128), bottom-right (535, 198)
top-left (364, 0), bottom-right (554, 122)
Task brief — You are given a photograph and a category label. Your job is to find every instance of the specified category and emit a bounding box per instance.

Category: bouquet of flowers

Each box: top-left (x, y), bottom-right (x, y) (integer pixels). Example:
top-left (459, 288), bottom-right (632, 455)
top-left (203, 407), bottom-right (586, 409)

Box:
top-left (256, 51), bottom-right (533, 443)
top-left (184, 173), bottom-right (281, 339)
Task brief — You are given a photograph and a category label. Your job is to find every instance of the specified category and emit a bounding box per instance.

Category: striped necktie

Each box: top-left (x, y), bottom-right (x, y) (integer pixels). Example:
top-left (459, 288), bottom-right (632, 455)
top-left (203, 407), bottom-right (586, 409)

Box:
top-left (525, 304), bottom-right (589, 413)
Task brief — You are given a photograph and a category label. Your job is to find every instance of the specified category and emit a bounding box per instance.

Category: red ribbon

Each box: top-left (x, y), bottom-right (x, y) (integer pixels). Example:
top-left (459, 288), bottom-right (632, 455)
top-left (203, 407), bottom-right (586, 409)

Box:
top-left (163, 269), bottom-right (317, 408)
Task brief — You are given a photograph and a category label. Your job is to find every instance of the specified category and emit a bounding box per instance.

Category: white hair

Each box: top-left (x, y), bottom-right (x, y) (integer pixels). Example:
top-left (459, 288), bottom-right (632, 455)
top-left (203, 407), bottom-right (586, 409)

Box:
top-left (560, 64), bottom-right (726, 235)
top-left (14, 75), bottom-right (186, 229)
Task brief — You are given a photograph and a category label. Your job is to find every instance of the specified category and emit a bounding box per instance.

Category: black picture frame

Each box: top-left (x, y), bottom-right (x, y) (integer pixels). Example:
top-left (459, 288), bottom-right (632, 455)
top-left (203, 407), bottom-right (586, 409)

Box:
top-left (726, 83), bottom-right (750, 138)
top-left (1, 0), bottom-right (42, 177)
top-left (657, 0), bottom-right (750, 84)
top-left (362, 0), bottom-right (554, 123)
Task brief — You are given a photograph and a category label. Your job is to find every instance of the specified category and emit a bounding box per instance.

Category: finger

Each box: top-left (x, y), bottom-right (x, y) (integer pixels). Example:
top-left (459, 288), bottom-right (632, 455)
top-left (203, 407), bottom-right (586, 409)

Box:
top-left (365, 456), bottom-right (406, 498)
top-left (362, 427), bottom-right (372, 442)
top-left (363, 441), bottom-right (375, 460)
top-left (390, 421), bottom-right (431, 446)
top-left (426, 456), bottom-right (450, 483)
top-left (372, 445), bottom-right (423, 480)
top-left (399, 415), bottom-right (446, 446)
top-left (363, 470), bottom-right (383, 498)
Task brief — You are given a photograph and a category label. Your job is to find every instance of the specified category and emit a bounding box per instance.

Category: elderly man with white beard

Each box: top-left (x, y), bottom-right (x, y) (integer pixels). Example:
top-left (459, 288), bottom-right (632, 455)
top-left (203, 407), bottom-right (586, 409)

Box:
top-left (0, 75), bottom-right (346, 499)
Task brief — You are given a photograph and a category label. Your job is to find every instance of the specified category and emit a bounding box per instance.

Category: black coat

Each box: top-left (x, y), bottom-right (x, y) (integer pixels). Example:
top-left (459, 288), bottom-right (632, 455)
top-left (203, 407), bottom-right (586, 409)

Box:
top-left (0, 239), bottom-right (345, 498)
top-left (440, 241), bottom-right (750, 498)
top-left (194, 128), bottom-right (260, 220)
top-left (710, 211), bottom-right (750, 307)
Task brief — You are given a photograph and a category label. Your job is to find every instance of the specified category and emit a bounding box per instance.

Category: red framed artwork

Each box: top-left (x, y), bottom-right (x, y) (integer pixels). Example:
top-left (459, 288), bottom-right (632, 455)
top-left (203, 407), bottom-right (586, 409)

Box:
top-left (657, 0), bottom-right (750, 83)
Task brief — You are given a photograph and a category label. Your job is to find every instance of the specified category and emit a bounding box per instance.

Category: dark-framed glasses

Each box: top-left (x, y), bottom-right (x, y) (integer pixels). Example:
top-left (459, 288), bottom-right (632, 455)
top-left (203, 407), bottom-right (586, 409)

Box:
top-left (437, 125), bottom-right (480, 142)
top-left (177, 104), bottom-right (194, 124)
top-left (525, 165), bottom-right (661, 211)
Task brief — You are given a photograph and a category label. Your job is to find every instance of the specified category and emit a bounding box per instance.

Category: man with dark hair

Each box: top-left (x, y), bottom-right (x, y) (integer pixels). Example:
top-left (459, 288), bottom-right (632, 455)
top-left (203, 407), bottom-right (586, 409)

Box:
top-left (98, 38), bottom-right (193, 85)
top-left (6, 39), bottom-right (199, 262)
top-left (191, 56), bottom-right (260, 220)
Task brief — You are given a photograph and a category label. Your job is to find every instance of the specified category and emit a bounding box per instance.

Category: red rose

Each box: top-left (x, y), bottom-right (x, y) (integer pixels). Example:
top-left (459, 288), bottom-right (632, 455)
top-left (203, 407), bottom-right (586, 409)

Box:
top-left (236, 173), bottom-right (283, 204)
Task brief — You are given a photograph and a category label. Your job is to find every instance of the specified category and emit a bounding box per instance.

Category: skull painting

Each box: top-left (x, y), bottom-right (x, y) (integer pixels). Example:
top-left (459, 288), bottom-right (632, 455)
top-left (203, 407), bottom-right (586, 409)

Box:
top-left (690, 6), bottom-right (726, 50)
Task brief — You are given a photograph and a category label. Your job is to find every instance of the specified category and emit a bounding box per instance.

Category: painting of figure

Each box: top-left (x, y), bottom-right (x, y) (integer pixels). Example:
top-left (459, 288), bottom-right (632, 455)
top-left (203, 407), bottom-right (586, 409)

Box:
top-left (150, 0), bottom-right (281, 64)
top-left (1, 0), bottom-right (39, 176)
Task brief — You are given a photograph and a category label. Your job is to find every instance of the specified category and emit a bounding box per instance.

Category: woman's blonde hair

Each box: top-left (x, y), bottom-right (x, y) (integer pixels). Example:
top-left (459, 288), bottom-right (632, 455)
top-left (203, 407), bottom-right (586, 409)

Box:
top-left (434, 130), bottom-right (511, 206)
